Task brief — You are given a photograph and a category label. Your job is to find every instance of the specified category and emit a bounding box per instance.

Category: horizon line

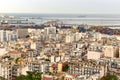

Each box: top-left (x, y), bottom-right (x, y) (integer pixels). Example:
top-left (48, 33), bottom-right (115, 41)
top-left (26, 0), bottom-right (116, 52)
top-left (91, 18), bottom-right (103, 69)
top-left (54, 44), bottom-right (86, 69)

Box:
top-left (1, 13), bottom-right (120, 15)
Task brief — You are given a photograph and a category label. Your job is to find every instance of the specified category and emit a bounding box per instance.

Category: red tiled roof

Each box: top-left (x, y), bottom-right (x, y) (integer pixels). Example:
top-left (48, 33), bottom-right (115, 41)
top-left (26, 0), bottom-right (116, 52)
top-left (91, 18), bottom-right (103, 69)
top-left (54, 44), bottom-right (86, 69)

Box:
top-left (27, 48), bottom-right (34, 51)
top-left (19, 38), bottom-right (30, 41)
top-left (51, 64), bottom-right (58, 69)
top-left (70, 74), bottom-right (77, 78)
top-left (43, 76), bottom-right (54, 80)
top-left (7, 51), bottom-right (19, 54)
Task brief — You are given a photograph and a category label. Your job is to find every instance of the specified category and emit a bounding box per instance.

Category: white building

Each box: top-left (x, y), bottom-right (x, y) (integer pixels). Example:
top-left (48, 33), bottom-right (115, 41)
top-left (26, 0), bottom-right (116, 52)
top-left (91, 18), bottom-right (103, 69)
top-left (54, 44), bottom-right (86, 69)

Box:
top-left (28, 61), bottom-right (49, 74)
top-left (0, 30), bottom-right (18, 42)
top-left (50, 55), bottom-right (61, 63)
top-left (75, 33), bottom-right (82, 41)
top-left (93, 32), bottom-right (102, 41)
top-left (44, 26), bottom-right (56, 34)
top-left (21, 66), bottom-right (29, 75)
top-left (0, 48), bottom-right (8, 56)
top-left (0, 61), bottom-right (12, 80)
top-left (65, 34), bottom-right (74, 43)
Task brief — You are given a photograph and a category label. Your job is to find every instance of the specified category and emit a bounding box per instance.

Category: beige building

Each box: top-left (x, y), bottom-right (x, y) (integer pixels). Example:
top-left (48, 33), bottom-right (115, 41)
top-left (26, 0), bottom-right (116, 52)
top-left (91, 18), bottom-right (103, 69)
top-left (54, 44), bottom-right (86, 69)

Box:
top-left (119, 47), bottom-right (120, 58)
top-left (50, 62), bottom-right (63, 73)
top-left (103, 46), bottom-right (119, 58)
top-left (57, 62), bottom-right (62, 72)
top-left (65, 34), bottom-right (74, 43)
top-left (87, 51), bottom-right (103, 60)
top-left (16, 29), bottom-right (28, 38)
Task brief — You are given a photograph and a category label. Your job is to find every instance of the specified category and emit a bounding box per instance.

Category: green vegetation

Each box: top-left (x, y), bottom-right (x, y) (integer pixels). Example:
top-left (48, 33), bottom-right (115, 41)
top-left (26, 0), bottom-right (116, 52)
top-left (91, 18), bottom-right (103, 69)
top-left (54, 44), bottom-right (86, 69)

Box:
top-left (26, 35), bottom-right (30, 38)
top-left (16, 71), bottom-right (42, 80)
top-left (45, 59), bottom-right (50, 62)
top-left (15, 58), bottom-right (20, 64)
top-left (100, 73), bottom-right (119, 80)
top-left (62, 64), bottom-right (69, 72)
top-left (0, 76), bottom-right (6, 80)
top-left (15, 75), bottom-right (26, 80)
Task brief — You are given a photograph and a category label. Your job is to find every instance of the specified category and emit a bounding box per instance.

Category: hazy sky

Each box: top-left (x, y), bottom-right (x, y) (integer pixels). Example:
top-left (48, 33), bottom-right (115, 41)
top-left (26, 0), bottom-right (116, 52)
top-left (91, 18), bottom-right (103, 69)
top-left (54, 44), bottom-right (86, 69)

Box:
top-left (0, 0), bottom-right (120, 14)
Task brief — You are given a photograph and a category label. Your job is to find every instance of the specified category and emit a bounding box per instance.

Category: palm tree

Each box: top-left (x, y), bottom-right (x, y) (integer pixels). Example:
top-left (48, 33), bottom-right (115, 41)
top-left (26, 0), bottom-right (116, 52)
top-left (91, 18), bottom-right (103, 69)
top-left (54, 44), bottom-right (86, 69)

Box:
top-left (100, 73), bottom-right (119, 80)
top-left (16, 71), bottom-right (42, 80)
top-left (26, 71), bottom-right (43, 80)
top-left (62, 64), bottom-right (69, 72)
top-left (15, 75), bottom-right (27, 80)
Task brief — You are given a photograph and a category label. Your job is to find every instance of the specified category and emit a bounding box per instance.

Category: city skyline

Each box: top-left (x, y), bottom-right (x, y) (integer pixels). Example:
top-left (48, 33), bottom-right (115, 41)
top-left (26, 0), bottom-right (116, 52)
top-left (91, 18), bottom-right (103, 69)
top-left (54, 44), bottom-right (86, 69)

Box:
top-left (0, 1), bottom-right (120, 80)
top-left (0, 0), bottom-right (120, 14)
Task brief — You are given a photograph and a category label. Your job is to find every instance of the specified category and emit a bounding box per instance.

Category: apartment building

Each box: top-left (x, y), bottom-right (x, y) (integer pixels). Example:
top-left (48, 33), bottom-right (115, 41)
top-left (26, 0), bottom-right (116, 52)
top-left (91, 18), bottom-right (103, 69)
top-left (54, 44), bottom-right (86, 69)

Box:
top-left (28, 61), bottom-right (50, 74)
top-left (44, 26), bottom-right (57, 34)
top-left (87, 51), bottom-right (103, 60)
top-left (68, 61), bottom-right (103, 79)
top-left (0, 57), bottom-right (13, 80)
top-left (16, 29), bottom-right (28, 38)
top-left (0, 30), bottom-right (18, 42)
top-left (103, 46), bottom-right (119, 58)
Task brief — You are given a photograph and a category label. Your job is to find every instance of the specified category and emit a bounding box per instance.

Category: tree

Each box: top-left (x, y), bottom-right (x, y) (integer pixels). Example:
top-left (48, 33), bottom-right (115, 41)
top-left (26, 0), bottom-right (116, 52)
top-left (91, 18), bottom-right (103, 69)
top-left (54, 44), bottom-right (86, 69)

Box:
top-left (16, 71), bottom-right (42, 80)
top-left (0, 76), bottom-right (6, 80)
top-left (26, 71), bottom-right (42, 80)
top-left (26, 35), bottom-right (30, 38)
top-left (15, 75), bottom-right (27, 80)
top-left (100, 73), bottom-right (119, 80)
top-left (15, 58), bottom-right (20, 64)
top-left (62, 64), bottom-right (69, 72)
top-left (45, 59), bottom-right (50, 62)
